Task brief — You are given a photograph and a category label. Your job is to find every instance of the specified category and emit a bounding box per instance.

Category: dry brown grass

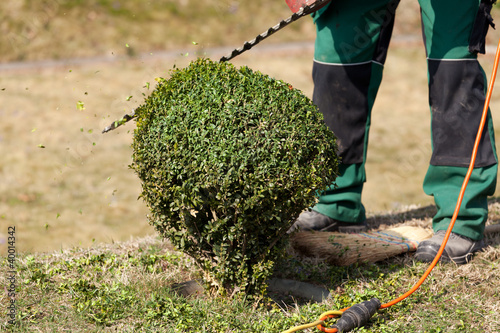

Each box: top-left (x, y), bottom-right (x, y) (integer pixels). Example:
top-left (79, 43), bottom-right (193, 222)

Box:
top-left (1, 4), bottom-right (500, 333)
top-left (2, 1), bottom-right (500, 255)
top-left (3, 43), bottom-right (500, 255)
top-left (0, 0), bottom-right (317, 63)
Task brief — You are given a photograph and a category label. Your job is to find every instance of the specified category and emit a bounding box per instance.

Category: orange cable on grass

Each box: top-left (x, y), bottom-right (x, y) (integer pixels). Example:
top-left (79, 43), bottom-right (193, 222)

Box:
top-left (314, 37), bottom-right (500, 333)
top-left (380, 36), bottom-right (500, 310)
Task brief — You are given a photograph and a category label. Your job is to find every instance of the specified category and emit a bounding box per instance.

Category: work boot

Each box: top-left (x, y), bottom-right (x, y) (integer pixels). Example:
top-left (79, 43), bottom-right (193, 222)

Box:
top-left (289, 210), bottom-right (367, 233)
top-left (414, 230), bottom-right (486, 265)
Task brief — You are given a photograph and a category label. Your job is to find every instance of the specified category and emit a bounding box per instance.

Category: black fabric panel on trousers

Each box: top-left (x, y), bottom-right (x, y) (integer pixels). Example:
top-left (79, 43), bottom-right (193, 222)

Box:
top-left (372, 0), bottom-right (400, 64)
top-left (312, 62), bottom-right (372, 164)
top-left (429, 59), bottom-right (496, 167)
top-left (469, 0), bottom-right (496, 54)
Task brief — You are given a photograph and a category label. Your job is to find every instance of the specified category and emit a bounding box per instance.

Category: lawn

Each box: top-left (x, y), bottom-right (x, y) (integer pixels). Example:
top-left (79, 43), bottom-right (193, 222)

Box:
top-left (1, 208), bottom-right (499, 332)
top-left (2, 1), bottom-right (500, 332)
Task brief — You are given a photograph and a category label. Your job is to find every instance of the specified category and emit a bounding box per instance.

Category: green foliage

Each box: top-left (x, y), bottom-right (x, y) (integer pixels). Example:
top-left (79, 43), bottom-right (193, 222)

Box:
top-left (3, 228), bottom-right (500, 332)
top-left (131, 58), bottom-right (339, 297)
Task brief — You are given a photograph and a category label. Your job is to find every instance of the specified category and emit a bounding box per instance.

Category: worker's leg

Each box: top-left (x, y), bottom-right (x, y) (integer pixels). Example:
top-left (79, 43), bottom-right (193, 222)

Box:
top-left (310, 0), bottom-right (400, 224)
top-left (419, 0), bottom-right (497, 240)
top-left (416, 0), bottom-right (497, 263)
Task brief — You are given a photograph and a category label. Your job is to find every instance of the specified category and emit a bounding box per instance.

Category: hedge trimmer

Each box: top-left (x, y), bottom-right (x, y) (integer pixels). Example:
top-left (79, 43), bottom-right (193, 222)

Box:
top-left (101, 1), bottom-right (500, 332)
top-left (101, 0), bottom-right (332, 134)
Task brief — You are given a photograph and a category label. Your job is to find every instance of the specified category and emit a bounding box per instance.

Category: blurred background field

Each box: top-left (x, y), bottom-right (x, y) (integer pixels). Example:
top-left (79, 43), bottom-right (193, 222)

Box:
top-left (2, 0), bottom-right (500, 253)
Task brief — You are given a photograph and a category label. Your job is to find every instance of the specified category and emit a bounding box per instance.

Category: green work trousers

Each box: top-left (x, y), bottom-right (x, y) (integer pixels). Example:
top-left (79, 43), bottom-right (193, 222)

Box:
top-left (311, 0), bottom-right (498, 240)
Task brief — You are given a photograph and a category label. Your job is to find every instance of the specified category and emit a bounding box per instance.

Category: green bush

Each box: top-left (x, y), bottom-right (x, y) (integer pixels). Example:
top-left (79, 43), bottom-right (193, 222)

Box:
top-left (131, 58), bottom-right (339, 297)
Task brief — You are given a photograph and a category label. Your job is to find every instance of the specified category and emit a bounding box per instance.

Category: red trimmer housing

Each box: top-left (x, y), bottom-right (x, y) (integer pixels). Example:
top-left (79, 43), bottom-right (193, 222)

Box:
top-left (285, 0), bottom-right (331, 13)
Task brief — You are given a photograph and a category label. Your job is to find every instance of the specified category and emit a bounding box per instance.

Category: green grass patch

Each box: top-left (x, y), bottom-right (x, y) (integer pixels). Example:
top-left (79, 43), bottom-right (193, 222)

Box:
top-left (2, 223), bottom-right (499, 332)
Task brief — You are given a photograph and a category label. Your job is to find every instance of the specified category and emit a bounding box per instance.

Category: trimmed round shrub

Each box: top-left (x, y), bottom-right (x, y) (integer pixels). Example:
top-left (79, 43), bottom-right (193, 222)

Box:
top-left (131, 58), bottom-right (339, 297)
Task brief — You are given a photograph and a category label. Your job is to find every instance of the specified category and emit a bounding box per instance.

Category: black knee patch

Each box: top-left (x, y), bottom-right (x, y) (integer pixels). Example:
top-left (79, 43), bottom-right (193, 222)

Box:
top-left (312, 62), bottom-right (372, 164)
top-left (428, 59), bottom-right (496, 167)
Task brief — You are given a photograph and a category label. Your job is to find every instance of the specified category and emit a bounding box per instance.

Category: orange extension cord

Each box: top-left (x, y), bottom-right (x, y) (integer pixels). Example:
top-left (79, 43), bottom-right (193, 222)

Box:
top-left (314, 37), bottom-right (500, 333)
